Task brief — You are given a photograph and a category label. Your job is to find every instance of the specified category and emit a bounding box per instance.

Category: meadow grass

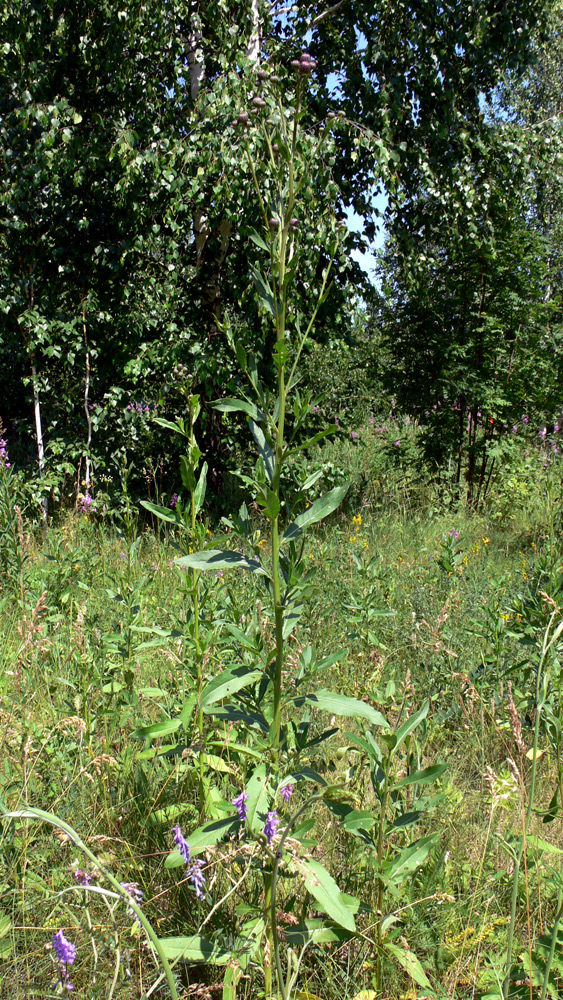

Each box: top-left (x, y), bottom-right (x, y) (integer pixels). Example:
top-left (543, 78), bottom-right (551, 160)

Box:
top-left (0, 441), bottom-right (562, 999)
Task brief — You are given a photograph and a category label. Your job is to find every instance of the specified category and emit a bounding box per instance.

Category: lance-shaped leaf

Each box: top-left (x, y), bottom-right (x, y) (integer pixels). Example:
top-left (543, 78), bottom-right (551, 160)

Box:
top-left (284, 919), bottom-right (353, 947)
top-left (200, 665), bottom-right (263, 710)
top-left (194, 462), bottom-right (207, 513)
top-left (251, 266), bottom-right (275, 316)
top-left (292, 857), bottom-right (357, 932)
top-left (291, 690), bottom-right (388, 729)
top-left (212, 398), bottom-right (266, 423)
top-left (384, 942), bottom-right (432, 990)
top-left (175, 550), bottom-right (269, 576)
top-left (159, 935), bottom-right (231, 964)
top-left (392, 700), bottom-right (429, 755)
top-left (250, 419), bottom-right (274, 483)
top-left (283, 484), bottom-right (349, 542)
top-left (245, 762), bottom-right (270, 833)
top-left (140, 500), bottom-right (180, 525)
top-left (248, 230), bottom-right (270, 252)
top-left (392, 763), bottom-right (448, 789)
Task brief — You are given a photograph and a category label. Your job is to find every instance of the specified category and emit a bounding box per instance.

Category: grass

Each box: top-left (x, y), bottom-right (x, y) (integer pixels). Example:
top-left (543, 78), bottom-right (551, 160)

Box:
top-left (1, 442), bottom-right (562, 999)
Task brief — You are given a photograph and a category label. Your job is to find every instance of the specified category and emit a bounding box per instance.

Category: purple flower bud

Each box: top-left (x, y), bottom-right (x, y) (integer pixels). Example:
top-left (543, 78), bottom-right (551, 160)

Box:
top-left (280, 784), bottom-right (294, 802)
top-left (189, 859), bottom-right (206, 900)
top-left (172, 825), bottom-right (191, 866)
top-left (232, 790), bottom-right (249, 821)
top-left (269, 217), bottom-right (280, 229)
top-left (264, 810), bottom-right (280, 845)
top-left (236, 111), bottom-right (250, 125)
top-left (252, 96), bottom-right (266, 108)
top-left (170, 493), bottom-right (179, 510)
top-left (257, 68), bottom-right (268, 81)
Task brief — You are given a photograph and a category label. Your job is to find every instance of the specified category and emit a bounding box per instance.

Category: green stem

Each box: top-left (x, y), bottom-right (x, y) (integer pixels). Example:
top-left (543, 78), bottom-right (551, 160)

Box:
top-left (503, 616), bottom-right (555, 997)
top-left (189, 403), bottom-right (205, 818)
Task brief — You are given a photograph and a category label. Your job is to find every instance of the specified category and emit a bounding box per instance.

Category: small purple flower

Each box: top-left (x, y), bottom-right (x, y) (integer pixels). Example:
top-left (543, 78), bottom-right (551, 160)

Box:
top-left (215, 570), bottom-right (224, 579)
top-left (280, 784), bottom-right (294, 803)
top-left (232, 790), bottom-right (249, 821)
top-left (79, 493), bottom-right (95, 515)
top-left (172, 825), bottom-right (191, 866)
top-left (449, 529), bottom-right (459, 540)
top-left (312, 405), bottom-right (319, 413)
top-left (170, 493), bottom-right (179, 510)
top-left (351, 431), bottom-right (359, 440)
top-left (368, 417), bottom-right (374, 425)
top-left (52, 930), bottom-right (76, 991)
top-left (74, 869), bottom-right (92, 886)
top-left (189, 859), bottom-right (206, 900)
top-left (512, 425), bottom-right (518, 433)
top-left (539, 427), bottom-right (547, 439)
top-left (0, 437), bottom-right (11, 468)
top-left (554, 423), bottom-right (560, 433)
top-left (52, 930), bottom-right (76, 966)
top-left (120, 882), bottom-right (144, 925)
top-left (522, 415), bottom-right (529, 424)
top-left (119, 551), bottom-right (127, 559)
top-left (264, 810), bottom-right (280, 845)
top-left (394, 439), bottom-right (401, 447)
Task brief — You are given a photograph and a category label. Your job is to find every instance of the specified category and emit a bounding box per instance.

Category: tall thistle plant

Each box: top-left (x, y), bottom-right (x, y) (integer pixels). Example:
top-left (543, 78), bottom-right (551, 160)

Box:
top-left (158, 54), bottom-right (393, 1000)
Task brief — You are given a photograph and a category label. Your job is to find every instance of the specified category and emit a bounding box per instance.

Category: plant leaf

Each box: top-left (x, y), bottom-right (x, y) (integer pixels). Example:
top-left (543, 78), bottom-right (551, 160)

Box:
top-left (292, 857), bottom-right (357, 931)
top-left (175, 550), bottom-right (269, 576)
top-left (283, 484), bottom-right (349, 542)
top-left (292, 690), bottom-right (388, 728)
top-left (200, 666), bottom-right (263, 710)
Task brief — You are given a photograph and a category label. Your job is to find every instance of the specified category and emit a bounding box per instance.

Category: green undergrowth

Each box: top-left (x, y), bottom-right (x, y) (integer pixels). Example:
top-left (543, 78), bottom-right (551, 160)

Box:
top-left (1, 474), bottom-right (562, 999)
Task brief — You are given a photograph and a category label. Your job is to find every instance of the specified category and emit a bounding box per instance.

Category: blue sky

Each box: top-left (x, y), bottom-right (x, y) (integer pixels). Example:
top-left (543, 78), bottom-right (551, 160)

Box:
top-left (345, 188), bottom-right (388, 282)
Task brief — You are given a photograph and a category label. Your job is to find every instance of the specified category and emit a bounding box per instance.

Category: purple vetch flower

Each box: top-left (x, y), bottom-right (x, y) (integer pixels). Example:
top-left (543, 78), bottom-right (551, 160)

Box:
top-left (522, 415), bottom-right (529, 424)
top-left (264, 810), bottom-right (280, 845)
top-left (394, 439), bottom-right (401, 447)
top-left (280, 784), bottom-right (294, 803)
top-left (449, 529), bottom-right (459, 540)
top-left (232, 790), bottom-right (249, 822)
top-left (52, 930), bottom-right (76, 991)
top-left (170, 493), bottom-right (179, 510)
top-left (351, 431), bottom-right (359, 440)
top-left (120, 882), bottom-right (144, 925)
top-left (189, 859), bottom-right (206, 900)
top-left (512, 425), bottom-right (518, 433)
top-left (74, 869), bottom-right (93, 886)
top-left (172, 825), bottom-right (191, 866)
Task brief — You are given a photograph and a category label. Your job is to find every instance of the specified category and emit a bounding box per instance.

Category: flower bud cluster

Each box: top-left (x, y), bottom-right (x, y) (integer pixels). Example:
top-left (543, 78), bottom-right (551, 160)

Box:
top-left (291, 52), bottom-right (316, 75)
